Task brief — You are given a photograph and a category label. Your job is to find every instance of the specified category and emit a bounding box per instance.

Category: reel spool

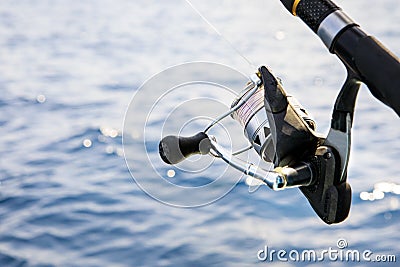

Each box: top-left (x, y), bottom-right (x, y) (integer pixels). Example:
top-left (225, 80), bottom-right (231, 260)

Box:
top-left (231, 85), bottom-right (274, 162)
top-left (230, 79), bottom-right (317, 165)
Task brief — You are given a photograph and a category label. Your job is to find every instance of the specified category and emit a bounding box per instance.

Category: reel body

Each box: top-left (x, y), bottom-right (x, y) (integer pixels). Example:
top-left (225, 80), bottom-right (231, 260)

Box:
top-left (159, 65), bottom-right (357, 224)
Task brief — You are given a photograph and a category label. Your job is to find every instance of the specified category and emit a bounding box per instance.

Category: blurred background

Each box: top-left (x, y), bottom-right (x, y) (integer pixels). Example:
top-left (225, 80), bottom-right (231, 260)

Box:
top-left (0, 0), bottom-right (399, 266)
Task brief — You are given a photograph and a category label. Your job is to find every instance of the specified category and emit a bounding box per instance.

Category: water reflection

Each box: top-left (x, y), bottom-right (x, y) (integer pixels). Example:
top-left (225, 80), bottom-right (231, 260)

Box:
top-left (360, 182), bottom-right (400, 201)
top-left (36, 94), bottom-right (46, 103)
top-left (167, 169), bottom-right (176, 178)
top-left (82, 138), bottom-right (92, 148)
top-left (100, 126), bottom-right (119, 138)
top-left (82, 126), bottom-right (123, 157)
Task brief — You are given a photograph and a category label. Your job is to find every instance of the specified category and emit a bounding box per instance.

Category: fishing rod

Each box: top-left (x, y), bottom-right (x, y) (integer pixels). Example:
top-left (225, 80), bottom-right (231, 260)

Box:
top-left (158, 0), bottom-right (399, 224)
top-left (280, 0), bottom-right (400, 115)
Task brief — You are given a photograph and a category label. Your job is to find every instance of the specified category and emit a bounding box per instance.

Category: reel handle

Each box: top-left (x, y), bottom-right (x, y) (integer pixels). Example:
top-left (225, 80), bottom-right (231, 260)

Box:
top-left (159, 132), bottom-right (211, 165)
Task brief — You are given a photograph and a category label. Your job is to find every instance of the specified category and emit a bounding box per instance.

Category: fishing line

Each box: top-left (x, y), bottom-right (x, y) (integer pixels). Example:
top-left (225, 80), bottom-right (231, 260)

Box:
top-left (184, 0), bottom-right (256, 69)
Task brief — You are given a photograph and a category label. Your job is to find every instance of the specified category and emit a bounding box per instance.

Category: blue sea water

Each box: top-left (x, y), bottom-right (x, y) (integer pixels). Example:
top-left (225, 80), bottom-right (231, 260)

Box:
top-left (0, 0), bottom-right (399, 266)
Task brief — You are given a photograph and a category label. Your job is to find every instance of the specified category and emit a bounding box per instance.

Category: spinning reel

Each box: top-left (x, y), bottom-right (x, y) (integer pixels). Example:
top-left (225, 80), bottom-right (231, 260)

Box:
top-left (159, 66), bottom-right (359, 224)
top-left (156, 0), bottom-right (400, 224)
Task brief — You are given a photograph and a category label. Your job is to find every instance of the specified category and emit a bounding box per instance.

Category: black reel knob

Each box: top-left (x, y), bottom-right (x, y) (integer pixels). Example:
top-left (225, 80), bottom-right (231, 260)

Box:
top-left (159, 132), bottom-right (211, 165)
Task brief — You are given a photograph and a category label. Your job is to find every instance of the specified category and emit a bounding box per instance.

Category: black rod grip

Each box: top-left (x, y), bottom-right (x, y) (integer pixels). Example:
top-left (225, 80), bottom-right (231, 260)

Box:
top-left (159, 132), bottom-right (211, 165)
top-left (279, 0), bottom-right (339, 32)
top-left (280, 0), bottom-right (295, 12)
top-left (353, 36), bottom-right (400, 115)
top-left (295, 0), bottom-right (339, 32)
